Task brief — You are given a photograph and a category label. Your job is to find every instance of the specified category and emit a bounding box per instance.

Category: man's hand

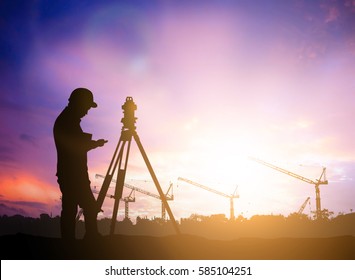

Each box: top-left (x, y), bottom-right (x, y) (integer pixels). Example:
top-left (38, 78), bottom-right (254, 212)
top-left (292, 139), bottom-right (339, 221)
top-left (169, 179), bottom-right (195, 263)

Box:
top-left (96, 139), bottom-right (108, 147)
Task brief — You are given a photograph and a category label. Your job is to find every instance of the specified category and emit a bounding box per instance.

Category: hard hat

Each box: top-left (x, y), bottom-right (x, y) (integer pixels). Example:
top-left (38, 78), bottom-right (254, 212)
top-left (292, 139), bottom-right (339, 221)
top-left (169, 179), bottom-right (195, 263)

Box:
top-left (68, 88), bottom-right (97, 108)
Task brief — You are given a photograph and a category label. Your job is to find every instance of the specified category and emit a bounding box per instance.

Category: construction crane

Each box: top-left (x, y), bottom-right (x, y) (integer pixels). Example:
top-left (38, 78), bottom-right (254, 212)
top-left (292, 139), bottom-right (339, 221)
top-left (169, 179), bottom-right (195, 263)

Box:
top-left (250, 157), bottom-right (328, 219)
top-left (298, 197), bottom-right (310, 215)
top-left (92, 187), bottom-right (136, 219)
top-left (96, 174), bottom-right (174, 219)
top-left (76, 188), bottom-right (135, 221)
top-left (177, 177), bottom-right (239, 220)
top-left (121, 189), bottom-right (136, 219)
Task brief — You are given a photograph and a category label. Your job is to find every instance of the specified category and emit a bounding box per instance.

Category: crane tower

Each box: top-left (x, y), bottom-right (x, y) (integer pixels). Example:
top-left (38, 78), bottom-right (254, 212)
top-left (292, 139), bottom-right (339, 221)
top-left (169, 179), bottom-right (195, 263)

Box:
top-left (250, 157), bottom-right (328, 219)
top-left (177, 177), bottom-right (239, 220)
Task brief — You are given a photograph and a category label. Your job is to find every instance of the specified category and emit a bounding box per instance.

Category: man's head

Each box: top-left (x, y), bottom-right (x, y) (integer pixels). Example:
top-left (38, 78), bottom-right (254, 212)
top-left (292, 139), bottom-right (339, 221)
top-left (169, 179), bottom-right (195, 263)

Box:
top-left (69, 88), bottom-right (97, 108)
top-left (68, 88), bottom-right (97, 117)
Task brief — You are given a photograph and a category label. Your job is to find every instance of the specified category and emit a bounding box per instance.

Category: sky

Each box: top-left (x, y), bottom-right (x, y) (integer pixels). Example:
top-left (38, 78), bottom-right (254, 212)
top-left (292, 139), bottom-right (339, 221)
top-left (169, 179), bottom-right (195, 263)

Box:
top-left (0, 0), bottom-right (355, 222)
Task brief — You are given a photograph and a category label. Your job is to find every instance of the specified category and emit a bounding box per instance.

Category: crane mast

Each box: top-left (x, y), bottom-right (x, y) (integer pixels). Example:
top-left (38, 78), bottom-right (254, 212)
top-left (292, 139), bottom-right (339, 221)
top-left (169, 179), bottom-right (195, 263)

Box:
top-left (122, 189), bottom-right (135, 219)
top-left (92, 188), bottom-right (135, 219)
top-left (177, 177), bottom-right (239, 220)
top-left (250, 157), bottom-right (328, 219)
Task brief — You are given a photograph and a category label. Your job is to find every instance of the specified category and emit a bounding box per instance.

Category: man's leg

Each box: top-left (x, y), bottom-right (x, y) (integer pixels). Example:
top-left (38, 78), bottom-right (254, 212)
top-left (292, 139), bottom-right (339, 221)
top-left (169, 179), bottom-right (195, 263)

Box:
top-left (84, 209), bottom-right (99, 237)
top-left (80, 186), bottom-right (100, 238)
top-left (60, 191), bottom-right (78, 240)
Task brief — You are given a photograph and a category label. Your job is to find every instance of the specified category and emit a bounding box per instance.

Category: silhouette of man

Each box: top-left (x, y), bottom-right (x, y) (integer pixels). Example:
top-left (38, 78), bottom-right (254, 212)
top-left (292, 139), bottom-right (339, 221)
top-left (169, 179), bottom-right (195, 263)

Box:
top-left (53, 88), bottom-right (107, 240)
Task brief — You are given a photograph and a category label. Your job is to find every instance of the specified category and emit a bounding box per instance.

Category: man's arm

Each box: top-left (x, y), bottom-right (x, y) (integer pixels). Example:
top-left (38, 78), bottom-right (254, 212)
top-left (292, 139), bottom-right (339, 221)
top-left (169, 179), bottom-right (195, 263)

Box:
top-left (81, 132), bottom-right (108, 150)
top-left (93, 139), bottom-right (108, 148)
top-left (86, 138), bottom-right (108, 150)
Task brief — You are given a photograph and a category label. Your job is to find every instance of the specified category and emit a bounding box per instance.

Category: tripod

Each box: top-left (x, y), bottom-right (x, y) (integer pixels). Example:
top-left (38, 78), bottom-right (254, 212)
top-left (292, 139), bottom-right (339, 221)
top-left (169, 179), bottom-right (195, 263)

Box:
top-left (96, 97), bottom-right (180, 235)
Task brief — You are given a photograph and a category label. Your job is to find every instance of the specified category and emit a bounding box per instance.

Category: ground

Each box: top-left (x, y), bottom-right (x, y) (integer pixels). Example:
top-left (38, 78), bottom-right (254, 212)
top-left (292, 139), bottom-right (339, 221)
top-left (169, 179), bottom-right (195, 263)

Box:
top-left (1, 233), bottom-right (354, 260)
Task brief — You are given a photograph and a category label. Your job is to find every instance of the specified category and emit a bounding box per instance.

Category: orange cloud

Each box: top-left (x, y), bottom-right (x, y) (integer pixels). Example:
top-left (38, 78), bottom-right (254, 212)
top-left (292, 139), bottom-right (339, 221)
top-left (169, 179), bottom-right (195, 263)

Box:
top-left (0, 172), bottom-right (60, 217)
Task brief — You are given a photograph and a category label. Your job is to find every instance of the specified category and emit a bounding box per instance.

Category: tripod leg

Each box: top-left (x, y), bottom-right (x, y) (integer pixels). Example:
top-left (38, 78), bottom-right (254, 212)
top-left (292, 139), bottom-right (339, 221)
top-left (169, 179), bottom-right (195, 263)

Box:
top-left (110, 169), bottom-right (126, 234)
top-left (133, 132), bottom-right (181, 235)
top-left (109, 133), bottom-right (132, 235)
top-left (97, 136), bottom-right (124, 209)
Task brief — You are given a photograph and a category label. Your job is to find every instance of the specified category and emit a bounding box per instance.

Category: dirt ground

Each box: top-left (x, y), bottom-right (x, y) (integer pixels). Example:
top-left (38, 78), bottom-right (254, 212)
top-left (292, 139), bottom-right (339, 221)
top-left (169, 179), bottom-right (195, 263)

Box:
top-left (1, 233), bottom-right (354, 260)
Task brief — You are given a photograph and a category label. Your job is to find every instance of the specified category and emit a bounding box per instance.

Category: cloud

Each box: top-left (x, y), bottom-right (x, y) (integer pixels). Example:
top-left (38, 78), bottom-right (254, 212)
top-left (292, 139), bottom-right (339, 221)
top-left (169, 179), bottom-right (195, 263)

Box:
top-left (19, 133), bottom-right (37, 146)
top-left (0, 198), bottom-right (57, 218)
top-left (0, 202), bottom-right (29, 217)
top-left (0, 145), bottom-right (16, 164)
top-left (3, 199), bottom-right (48, 209)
